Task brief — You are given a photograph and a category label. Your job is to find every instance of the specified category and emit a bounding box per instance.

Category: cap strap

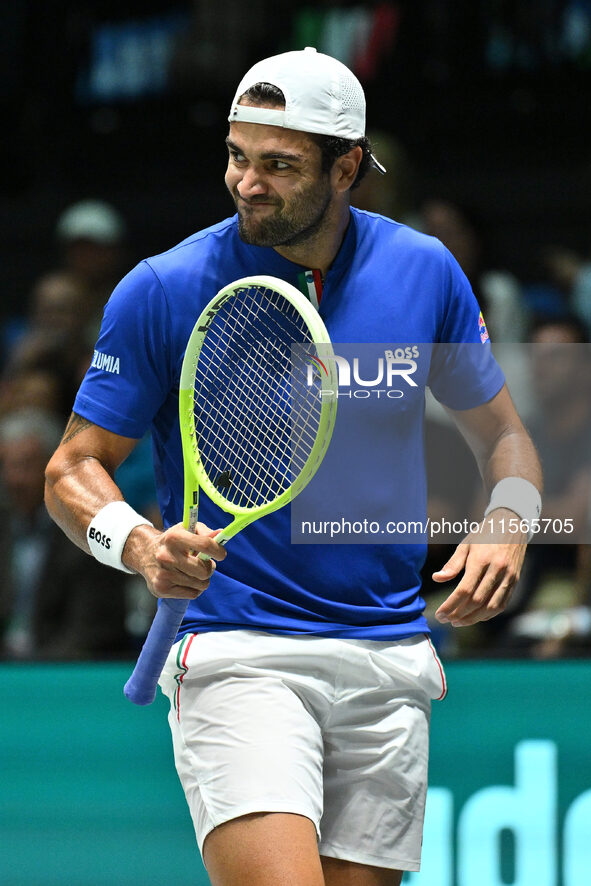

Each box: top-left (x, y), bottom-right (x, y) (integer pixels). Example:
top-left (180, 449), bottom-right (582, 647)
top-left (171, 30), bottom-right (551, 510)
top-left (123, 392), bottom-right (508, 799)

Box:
top-left (229, 105), bottom-right (287, 127)
top-left (370, 153), bottom-right (387, 175)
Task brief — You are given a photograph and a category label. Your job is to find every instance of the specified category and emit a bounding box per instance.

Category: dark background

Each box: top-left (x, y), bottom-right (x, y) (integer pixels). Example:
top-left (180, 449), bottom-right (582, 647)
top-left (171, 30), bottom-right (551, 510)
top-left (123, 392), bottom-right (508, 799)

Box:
top-left (1, 0), bottom-right (590, 321)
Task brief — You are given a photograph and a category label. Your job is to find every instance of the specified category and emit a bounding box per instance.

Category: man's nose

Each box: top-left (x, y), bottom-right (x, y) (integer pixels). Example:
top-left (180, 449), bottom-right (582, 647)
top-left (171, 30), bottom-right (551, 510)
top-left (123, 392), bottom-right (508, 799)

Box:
top-left (236, 165), bottom-right (267, 199)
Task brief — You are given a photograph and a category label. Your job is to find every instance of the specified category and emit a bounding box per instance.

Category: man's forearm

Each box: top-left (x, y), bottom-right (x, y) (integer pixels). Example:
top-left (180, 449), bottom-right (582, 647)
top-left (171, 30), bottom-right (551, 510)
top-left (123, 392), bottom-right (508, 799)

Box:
top-left (45, 413), bottom-right (145, 557)
top-left (45, 451), bottom-right (129, 552)
top-left (450, 385), bottom-right (543, 499)
top-left (481, 425), bottom-right (542, 496)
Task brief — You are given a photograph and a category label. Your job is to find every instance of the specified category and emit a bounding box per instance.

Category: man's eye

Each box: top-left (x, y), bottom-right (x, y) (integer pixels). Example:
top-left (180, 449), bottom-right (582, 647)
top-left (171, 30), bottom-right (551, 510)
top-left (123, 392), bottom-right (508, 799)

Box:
top-left (273, 161), bottom-right (291, 171)
top-left (231, 151), bottom-right (246, 163)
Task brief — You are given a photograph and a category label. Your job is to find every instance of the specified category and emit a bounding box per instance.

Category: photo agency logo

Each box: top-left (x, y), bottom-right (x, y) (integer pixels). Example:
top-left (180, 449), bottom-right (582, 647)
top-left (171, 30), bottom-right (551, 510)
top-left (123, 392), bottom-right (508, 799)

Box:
top-left (306, 347), bottom-right (420, 398)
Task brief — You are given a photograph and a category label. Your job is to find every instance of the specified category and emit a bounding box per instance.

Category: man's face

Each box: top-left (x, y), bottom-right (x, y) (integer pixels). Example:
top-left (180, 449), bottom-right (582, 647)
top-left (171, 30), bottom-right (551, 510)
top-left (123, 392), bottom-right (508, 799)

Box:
top-left (225, 118), bottom-right (333, 248)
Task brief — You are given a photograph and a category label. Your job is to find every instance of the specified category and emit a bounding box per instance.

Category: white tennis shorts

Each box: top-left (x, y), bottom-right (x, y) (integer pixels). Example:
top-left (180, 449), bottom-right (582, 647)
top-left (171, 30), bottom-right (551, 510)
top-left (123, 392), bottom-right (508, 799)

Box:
top-left (159, 630), bottom-right (447, 872)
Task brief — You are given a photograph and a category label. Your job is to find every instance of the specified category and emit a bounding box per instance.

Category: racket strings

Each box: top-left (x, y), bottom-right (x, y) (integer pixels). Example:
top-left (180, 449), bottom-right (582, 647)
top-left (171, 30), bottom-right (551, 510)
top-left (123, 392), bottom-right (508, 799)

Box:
top-left (198, 351), bottom-right (293, 504)
top-left (196, 302), bottom-right (298, 491)
top-left (196, 371), bottom-right (294, 505)
top-left (192, 285), bottom-right (324, 508)
top-left (196, 310), bottom-right (314, 504)
top-left (198, 336), bottom-right (292, 452)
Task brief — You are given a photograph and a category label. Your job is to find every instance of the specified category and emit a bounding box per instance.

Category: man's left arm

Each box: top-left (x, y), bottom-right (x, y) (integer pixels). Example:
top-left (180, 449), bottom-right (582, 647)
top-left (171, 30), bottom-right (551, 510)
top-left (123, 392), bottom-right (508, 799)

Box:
top-left (433, 383), bottom-right (543, 627)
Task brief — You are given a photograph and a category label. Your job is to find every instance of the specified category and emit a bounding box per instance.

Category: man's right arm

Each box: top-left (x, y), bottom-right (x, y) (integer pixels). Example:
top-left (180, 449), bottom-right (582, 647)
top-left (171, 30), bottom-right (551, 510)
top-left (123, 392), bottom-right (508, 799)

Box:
top-left (45, 413), bottom-right (226, 599)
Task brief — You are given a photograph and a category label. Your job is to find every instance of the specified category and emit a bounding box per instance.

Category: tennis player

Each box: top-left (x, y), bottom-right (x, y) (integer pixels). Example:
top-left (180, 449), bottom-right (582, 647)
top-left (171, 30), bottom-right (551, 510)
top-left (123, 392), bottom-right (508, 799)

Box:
top-left (45, 48), bottom-right (542, 886)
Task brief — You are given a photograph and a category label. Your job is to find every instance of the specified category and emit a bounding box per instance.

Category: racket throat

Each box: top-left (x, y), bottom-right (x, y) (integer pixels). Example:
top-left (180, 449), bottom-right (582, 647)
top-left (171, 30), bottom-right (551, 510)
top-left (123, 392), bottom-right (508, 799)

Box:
top-left (187, 507), bottom-right (239, 551)
top-left (214, 515), bottom-right (250, 549)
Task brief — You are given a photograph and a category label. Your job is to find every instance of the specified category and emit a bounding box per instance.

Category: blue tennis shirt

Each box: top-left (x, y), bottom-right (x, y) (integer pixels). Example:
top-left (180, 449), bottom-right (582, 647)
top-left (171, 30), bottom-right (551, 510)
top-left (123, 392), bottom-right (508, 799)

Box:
top-left (74, 209), bottom-right (504, 640)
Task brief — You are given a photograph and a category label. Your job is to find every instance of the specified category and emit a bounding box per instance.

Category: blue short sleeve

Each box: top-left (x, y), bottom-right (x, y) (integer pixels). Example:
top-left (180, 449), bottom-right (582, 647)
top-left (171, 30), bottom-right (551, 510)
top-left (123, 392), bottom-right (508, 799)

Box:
top-left (74, 261), bottom-right (173, 438)
top-left (428, 248), bottom-right (505, 409)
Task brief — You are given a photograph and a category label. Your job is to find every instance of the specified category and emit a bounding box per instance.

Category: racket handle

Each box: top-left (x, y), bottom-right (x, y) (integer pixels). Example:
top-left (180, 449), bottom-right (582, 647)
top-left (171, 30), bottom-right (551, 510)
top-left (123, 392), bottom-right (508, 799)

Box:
top-left (124, 598), bottom-right (189, 705)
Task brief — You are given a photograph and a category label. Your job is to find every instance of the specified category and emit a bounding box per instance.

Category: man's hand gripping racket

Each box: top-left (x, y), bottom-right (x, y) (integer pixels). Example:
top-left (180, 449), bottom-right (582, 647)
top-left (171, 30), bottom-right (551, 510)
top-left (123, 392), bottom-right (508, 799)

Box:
top-left (124, 275), bottom-right (338, 704)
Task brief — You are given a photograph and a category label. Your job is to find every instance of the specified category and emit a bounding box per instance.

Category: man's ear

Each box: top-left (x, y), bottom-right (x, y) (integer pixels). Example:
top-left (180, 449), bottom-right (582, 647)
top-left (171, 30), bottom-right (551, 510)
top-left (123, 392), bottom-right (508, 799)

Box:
top-left (331, 146), bottom-right (363, 192)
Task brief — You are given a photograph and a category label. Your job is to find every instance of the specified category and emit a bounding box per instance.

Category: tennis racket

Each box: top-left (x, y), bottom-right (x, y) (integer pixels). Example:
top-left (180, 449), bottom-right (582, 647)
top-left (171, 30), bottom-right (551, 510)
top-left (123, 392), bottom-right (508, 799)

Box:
top-left (124, 274), bottom-right (337, 705)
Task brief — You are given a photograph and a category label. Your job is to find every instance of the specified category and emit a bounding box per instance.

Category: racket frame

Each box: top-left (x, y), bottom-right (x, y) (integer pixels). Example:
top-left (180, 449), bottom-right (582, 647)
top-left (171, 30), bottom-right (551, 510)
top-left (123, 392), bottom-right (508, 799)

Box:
top-left (124, 274), bottom-right (337, 704)
top-left (179, 274), bottom-right (337, 544)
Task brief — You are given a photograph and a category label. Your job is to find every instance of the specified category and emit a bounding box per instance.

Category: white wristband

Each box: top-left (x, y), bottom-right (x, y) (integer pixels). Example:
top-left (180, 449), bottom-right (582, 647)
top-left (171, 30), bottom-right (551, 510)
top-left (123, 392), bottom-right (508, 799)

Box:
top-left (87, 501), bottom-right (153, 573)
top-left (484, 477), bottom-right (542, 541)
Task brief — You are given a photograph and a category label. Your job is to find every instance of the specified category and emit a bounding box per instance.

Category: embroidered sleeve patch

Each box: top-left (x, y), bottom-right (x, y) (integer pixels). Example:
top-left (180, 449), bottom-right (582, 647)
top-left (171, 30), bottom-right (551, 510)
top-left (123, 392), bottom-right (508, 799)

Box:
top-left (478, 311), bottom-right (490, 344)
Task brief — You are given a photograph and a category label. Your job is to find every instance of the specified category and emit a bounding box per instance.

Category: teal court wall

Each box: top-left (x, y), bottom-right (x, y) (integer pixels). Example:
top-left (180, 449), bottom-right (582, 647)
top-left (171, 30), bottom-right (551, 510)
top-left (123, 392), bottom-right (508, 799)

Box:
top-left (1, 661), bottom-right (590, 886)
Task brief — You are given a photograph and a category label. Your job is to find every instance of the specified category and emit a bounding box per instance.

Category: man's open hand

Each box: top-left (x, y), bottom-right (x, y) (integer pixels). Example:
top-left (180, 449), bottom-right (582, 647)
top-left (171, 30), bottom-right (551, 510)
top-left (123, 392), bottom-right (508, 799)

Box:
top-left (432, 509), bottom-right (527, 627)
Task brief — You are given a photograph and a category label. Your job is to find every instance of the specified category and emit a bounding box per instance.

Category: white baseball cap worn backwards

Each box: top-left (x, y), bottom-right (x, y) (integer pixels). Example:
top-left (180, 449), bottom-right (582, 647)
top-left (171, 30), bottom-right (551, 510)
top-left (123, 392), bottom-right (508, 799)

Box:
top-left (229, 47), bottom-right (386, 174)
top-left (229, 47), bottom-right (366, 139)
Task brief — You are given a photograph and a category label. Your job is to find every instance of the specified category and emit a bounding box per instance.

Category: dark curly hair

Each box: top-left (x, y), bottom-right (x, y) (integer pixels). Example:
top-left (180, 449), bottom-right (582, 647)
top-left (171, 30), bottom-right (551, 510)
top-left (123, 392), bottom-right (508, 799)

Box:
top-left (239, 83), bottom-right (373, 189)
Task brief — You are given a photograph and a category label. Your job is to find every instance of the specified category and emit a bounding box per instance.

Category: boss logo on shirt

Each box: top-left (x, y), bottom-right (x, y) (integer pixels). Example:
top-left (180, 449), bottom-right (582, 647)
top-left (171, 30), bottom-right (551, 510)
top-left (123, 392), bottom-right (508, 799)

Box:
top-left (88, 527), bottom-right (112, 549)
top-left (306, 347), bottom-right (420, 399)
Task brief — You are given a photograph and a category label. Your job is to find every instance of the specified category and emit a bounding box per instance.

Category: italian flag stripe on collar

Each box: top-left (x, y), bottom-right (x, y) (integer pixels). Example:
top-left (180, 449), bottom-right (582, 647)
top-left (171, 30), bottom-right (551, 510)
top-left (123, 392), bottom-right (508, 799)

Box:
top-left (297, 269), bottom-right (323, 308)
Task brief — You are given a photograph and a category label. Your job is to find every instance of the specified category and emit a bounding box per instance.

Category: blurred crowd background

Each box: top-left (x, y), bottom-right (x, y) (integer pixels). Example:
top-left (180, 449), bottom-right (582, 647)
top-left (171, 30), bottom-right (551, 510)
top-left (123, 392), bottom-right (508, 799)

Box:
top-left (1, 0), bottom-right (591, 662)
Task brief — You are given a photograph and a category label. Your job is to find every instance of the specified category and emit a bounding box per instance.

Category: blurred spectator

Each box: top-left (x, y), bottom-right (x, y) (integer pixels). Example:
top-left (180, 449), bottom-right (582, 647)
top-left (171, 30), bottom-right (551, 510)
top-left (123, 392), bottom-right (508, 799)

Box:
top-left (55, 199), bottom-right (129, 341)
top-left (545, 244), bottom-right (591, 332)
top-left (9, 270), bottom-right (89, 358)
top-left (0, 368), bottom-right (63, 420)
top-left (527, 314), bottom-right (591, 537)
top-left (2, 270), bottom-right (92, 420)
top-left (420, 199), bottom-right (528, 343)
top-left (352, 131), bottom-right (420, 227)
top-left (2, 203), bottom-right (130, 424)
top-left (420, 198), bottom-right (533, 428)
top-left (474, 315), bottom-right (591, 656)
top-left (0, 407), bottom-right (130, 660)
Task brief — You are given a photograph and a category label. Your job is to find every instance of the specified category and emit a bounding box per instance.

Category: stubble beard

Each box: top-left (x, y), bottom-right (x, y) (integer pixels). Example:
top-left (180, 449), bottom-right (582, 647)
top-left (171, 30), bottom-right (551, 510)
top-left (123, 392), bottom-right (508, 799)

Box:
top-left (234, 178), bottom-right (333, 249)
